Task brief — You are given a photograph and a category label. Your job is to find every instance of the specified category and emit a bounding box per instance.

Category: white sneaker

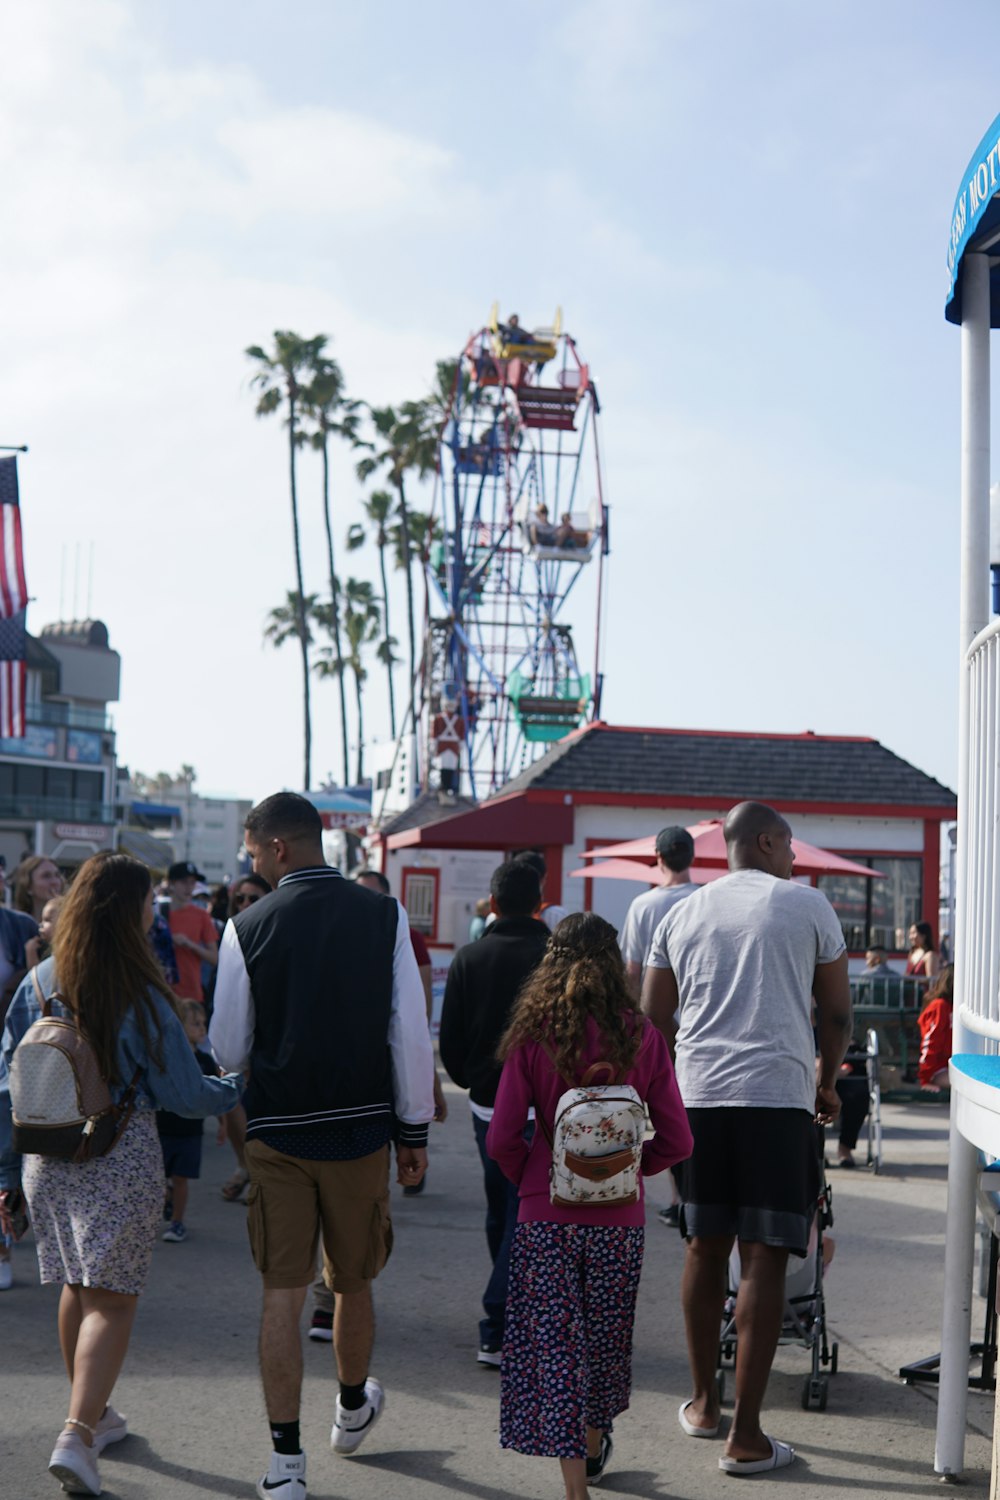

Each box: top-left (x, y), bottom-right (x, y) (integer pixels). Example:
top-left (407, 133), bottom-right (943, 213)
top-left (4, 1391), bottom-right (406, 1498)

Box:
top-left (331, 1377), bottom-right (384, 1455)
top-left (256, 1449), bottom-right (306, 1498)
top-left (48, 1431), bottom-right (101, 1495)
top-left (0, 1258), bottom-right (12, 1290)
top-left (93, 1405), bottom-right (127, 1454)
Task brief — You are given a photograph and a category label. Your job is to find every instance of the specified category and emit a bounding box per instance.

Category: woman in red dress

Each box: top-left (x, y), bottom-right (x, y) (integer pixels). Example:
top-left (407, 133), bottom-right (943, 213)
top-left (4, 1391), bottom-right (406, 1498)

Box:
top-left (905, 921), bottom-right (940, 981)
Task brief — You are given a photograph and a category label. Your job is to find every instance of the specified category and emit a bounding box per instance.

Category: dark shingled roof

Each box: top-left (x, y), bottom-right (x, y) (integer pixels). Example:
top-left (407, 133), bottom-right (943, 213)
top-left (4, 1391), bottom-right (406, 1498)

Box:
top-left (378, 789), bottom-right (478, 836)
top-left (498, 724), bottom-right (956, 808)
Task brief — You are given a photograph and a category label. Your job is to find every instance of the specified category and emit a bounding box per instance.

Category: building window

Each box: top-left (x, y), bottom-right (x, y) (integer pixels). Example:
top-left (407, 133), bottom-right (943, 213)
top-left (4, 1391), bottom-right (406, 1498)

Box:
top-left (816, 856), bottom-right (923, 953)
top-left (402, 867), bottom-right (439, 940)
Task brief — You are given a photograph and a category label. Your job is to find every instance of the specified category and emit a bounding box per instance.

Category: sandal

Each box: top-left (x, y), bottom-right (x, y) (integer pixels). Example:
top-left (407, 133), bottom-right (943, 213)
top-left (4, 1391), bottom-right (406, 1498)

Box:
top-left (221, 1168), bottom-right (249, 1202)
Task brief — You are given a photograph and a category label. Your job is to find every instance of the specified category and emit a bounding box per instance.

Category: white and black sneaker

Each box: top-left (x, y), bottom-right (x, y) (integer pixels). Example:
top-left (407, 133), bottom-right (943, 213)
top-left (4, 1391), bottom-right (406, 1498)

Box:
top-left (477, 1343), bottom-right (502, 1368)
top-left (256, 1449), bottom-right (306, 1498)
top-left (330, 1377), bottom-right (384, 1455)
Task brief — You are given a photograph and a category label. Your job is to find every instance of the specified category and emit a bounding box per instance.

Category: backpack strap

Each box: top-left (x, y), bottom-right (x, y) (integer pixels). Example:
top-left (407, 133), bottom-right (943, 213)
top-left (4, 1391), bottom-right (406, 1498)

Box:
top-left (30, 966), bottom-right (53, 1020)
top-left (535, 1043), bottom-right (622, 1147)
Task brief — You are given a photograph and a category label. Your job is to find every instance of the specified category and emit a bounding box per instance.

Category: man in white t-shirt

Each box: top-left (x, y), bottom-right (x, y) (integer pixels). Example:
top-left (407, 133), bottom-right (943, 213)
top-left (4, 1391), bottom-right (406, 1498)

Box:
top-left (642, 801), bottom-right (851, 1477)
top-left (619, 825), bottom-right (698, 1000)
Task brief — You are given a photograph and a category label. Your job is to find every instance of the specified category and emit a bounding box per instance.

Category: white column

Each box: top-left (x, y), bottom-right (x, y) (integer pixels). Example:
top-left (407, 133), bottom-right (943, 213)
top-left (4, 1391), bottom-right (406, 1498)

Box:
top-left (936, 249), bottom-right (991, 1478)
top-left (955, 250), bottom-right (992, 1058)
top-left (936, 1115), bottom-right (981, 1475)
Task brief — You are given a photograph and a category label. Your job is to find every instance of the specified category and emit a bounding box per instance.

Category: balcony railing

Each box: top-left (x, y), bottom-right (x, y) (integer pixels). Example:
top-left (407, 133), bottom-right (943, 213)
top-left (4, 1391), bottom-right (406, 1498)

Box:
top-left (0, 796), bottom-right (116, 825)
top-left (26, 702), bottom-right (113, 732)
top-left (958, 617), bottom-right (1000, 1043)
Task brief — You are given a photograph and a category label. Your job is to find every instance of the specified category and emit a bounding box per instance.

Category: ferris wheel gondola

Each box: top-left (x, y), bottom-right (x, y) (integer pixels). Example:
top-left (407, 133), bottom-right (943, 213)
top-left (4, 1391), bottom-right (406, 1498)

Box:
top-left (419, 306), bottom-right (610, 801)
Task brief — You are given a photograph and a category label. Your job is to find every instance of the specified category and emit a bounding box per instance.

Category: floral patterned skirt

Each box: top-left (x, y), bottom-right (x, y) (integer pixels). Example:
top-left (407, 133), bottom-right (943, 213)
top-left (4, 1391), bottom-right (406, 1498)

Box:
top-left (500, 1221), bottom-right (645, 1458)
top-left (22, 1108), bottom-right (164, 1296)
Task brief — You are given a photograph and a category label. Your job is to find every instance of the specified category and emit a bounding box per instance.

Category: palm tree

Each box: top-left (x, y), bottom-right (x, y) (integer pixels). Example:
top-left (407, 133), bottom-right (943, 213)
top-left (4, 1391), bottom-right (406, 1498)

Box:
top-left (355, 403), bottom-right (438, 695)
top-left (263, 591), bottom-right (319, 650)
top-left (246, 330), bottom-right (328, 789)
top-left (347, 489), bottom-right (398, 736)
top-left (301, 352), bottom-right (362, 787)
top-left (315, 579), bottom-right (380, 784)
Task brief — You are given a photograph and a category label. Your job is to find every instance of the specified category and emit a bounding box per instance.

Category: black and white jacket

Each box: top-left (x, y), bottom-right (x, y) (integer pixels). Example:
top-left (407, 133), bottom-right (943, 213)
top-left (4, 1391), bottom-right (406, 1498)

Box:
top-left (210, 867), bottom-right (434, 1151)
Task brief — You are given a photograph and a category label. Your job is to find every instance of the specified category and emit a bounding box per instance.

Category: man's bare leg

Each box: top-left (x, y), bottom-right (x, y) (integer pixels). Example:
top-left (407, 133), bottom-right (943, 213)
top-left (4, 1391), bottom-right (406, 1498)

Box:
top-left (260, 1286), bottom-right (309, 1421)
top-left (725, 1240), bottom-right (789, 1462)
top-left (334, 1285), bottom-right (374, 1385)
top-left (680, 1234), bottom-right (732, 1431)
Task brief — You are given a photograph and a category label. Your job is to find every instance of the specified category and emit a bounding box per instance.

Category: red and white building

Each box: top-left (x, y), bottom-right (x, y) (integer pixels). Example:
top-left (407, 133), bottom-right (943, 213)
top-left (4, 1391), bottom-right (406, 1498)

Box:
top-left (377, 723), bottom-right (956, 1016)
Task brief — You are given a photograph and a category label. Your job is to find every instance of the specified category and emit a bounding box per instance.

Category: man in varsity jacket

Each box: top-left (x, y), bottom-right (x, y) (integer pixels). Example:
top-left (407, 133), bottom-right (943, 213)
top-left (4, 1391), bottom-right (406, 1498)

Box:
top-left (211, 792), bottom-right (435, 1500)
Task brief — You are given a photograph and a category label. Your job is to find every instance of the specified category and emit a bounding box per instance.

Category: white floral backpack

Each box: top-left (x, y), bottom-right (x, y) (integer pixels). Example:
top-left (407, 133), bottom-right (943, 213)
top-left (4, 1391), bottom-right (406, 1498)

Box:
top-left (540, 1049), bottom-right (646, 1208)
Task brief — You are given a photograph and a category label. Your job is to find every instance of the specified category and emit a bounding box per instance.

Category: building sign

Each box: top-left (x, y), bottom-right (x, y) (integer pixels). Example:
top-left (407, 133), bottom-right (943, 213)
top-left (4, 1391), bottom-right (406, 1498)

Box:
top-left (946, 109), bottom-right (1000, 320)
top-left (53, 822), bottom-right (113, 845)
top-left (66, 729), bottom-right (103, 765)
top-left (0, 724), bottom-right (58, 759)
top-left (319, 811), bottom-right (368, 830)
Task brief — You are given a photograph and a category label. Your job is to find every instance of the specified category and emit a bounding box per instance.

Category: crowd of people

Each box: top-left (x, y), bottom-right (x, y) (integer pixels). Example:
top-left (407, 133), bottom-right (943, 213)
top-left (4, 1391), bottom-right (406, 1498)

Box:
top-left (0, 801), bottom-right (952, 1499)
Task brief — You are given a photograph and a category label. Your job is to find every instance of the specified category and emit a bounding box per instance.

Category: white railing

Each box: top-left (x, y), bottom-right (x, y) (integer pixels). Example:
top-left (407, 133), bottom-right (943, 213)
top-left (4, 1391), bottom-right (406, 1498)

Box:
top-left (958, 618), bottom-right (1000, 1045)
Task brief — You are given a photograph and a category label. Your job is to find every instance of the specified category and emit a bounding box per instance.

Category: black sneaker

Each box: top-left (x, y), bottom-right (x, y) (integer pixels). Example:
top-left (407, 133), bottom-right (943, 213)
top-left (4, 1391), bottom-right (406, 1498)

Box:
top-left (658, 1204), bottom-right (681, 1228)
top-left (586, 1432), bottom-right (613, 1484)
top-left (308, 1309), bottom-right (333, 1343)
top-left (477, 1343), bottom-right (502, 1368)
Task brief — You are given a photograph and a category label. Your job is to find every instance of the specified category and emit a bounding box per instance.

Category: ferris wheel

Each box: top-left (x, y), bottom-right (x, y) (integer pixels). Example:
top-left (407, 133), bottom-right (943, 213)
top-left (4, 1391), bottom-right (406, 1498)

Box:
top-left (421, 305), bottom-right (609, 801)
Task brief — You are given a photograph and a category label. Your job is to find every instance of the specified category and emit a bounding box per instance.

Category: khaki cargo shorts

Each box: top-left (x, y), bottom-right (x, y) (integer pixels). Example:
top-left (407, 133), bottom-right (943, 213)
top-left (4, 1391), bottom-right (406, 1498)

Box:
top-left (244, 1140), bottom-right (393, 1292)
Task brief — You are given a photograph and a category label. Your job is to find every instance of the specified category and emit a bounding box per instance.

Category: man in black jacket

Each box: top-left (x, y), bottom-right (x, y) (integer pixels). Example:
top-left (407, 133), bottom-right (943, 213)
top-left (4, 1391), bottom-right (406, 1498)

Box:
top-left (211, 793), bottom-right (434, 1500)
top-left (439, 858), bottom-right (550, 1366)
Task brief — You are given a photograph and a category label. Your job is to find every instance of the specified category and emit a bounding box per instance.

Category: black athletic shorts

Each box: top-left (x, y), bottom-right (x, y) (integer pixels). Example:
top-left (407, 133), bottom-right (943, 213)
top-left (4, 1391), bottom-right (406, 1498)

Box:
top-left (679, 1107), bottom-right (819, 1257)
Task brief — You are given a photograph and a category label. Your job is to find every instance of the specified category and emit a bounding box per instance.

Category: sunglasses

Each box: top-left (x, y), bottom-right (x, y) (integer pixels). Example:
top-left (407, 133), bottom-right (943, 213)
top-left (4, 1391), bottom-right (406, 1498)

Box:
top-left (233, 892), bottom-right (261, 907)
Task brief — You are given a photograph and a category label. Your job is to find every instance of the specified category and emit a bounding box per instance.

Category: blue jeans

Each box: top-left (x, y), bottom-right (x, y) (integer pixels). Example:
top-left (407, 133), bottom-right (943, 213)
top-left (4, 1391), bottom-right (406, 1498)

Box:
top-left (472, 1114), bottom-right (523, 1348)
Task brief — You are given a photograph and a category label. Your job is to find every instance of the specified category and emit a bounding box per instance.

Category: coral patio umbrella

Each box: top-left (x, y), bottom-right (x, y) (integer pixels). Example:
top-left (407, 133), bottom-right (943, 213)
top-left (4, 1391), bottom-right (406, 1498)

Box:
top-left (571, 821), bottom-right (883, 882)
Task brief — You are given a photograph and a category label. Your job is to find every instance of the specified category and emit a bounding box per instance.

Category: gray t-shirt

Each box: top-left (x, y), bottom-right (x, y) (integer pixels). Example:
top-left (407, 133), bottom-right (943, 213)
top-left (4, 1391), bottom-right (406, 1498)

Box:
top-left (647, 869), bottom-right (846, 1114)
top-left (619, 882), bottom-right (697, 967)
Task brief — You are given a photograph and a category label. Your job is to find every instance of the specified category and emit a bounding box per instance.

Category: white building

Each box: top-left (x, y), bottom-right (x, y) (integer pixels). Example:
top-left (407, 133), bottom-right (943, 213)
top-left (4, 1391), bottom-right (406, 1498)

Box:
top-left (116, 771), bottom-right (251, 884)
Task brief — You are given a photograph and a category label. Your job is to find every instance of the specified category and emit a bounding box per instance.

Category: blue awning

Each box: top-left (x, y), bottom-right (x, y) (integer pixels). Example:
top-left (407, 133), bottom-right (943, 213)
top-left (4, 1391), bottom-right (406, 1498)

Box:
top-left (946, 111), bottom-right (1000, 326)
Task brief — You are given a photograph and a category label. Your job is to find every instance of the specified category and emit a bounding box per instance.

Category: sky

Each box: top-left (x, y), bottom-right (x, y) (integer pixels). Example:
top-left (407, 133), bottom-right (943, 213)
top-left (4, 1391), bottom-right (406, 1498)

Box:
top-left (1, 0), bottom-right (997, 802)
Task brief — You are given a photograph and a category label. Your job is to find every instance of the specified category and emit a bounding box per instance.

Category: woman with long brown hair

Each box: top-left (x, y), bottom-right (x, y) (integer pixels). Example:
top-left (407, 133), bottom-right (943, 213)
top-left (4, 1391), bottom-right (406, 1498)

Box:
top-left (487, 913), bottom-right (692, 1500)
top-left (0, 852), bottom-right (243, 1496)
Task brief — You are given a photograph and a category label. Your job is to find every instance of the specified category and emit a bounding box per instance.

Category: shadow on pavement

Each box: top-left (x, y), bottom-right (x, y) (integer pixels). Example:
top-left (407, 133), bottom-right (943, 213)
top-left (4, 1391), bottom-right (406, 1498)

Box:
top-left (106, 1435), bottom-right (252, 1496)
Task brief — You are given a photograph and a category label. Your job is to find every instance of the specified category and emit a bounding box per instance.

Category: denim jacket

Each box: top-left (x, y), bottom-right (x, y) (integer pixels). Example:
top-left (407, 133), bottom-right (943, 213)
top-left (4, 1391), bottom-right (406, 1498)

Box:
top-left (0, 957), bottom-right (243, 1191)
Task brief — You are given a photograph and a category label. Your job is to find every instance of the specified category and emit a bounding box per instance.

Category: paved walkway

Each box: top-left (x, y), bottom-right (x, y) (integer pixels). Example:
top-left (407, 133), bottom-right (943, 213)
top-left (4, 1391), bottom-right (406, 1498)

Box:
top-left (0, 1084), bottom-right (993, 1498)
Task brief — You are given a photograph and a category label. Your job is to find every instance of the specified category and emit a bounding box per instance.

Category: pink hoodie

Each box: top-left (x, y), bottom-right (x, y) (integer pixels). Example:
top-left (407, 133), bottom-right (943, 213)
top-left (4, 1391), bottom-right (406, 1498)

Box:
top-left (486, 1015), bottom-right (693, 1227)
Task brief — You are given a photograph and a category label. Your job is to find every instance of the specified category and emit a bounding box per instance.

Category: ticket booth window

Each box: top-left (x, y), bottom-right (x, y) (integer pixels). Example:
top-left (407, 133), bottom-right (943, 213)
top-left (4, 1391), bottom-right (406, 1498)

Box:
top-left (402, 867), bottom-right (439, 940)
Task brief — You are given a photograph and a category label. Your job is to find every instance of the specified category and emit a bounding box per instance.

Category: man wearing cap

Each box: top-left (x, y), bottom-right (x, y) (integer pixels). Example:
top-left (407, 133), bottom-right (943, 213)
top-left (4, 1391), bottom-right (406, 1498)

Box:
top-left (164, 860), bottom-right (218, 1003)
top-left (619, 826), bottom-right (698, 1001)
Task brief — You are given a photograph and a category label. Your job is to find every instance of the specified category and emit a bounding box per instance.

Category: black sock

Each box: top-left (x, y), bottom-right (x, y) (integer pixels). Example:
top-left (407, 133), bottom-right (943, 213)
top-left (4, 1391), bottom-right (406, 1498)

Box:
top-left (339, 1381), bottom-right (367, 1411)
top-left (270, 1420), bottom-right (301, 1455)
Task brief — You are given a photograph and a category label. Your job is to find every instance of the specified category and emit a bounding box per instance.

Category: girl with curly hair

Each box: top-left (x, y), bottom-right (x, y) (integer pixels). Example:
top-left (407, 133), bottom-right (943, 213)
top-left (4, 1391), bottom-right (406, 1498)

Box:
top-left (487, 912), bottom-right (692, 1500)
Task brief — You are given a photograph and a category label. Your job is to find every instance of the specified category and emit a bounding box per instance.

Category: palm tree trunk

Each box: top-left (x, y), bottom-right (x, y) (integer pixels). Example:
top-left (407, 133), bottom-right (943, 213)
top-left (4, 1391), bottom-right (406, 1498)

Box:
top-left (378, 541), bottom-right (397, 737)
top-left (320, 431), bottom-right (350, 784)
top-left (288, 388), bottom-right (312, 789)
top-left (354, 668), bottom-right (364, 783)
top-left (396, 475), bottom-right (417, 699)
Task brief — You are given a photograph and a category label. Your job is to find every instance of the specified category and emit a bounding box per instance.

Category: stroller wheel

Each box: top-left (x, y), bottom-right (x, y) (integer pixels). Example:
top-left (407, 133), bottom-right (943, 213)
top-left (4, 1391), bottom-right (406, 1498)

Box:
top-left (716, 1370), bottom-right (725, 1403)
top-left (830, 1341), bottom-right (839, 1375)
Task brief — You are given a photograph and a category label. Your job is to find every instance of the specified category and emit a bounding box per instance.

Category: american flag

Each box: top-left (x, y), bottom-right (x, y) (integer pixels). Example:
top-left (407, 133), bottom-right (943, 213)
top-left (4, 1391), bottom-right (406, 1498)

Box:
top-left (0, 610), bottom-right (26, 738)
top-left (0, 458), bottom-right (28, 618)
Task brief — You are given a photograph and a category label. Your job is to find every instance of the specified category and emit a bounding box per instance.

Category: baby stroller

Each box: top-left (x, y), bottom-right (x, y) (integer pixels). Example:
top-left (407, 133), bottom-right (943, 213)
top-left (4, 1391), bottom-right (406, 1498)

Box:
top-left (716, 1134), bottom-right (839, 1412)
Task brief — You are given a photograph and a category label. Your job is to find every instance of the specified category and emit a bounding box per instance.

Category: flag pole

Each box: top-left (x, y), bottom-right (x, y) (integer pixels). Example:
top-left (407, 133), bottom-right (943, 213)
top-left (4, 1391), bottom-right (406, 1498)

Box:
top-left (0, 446), bottom-right (28, 453)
